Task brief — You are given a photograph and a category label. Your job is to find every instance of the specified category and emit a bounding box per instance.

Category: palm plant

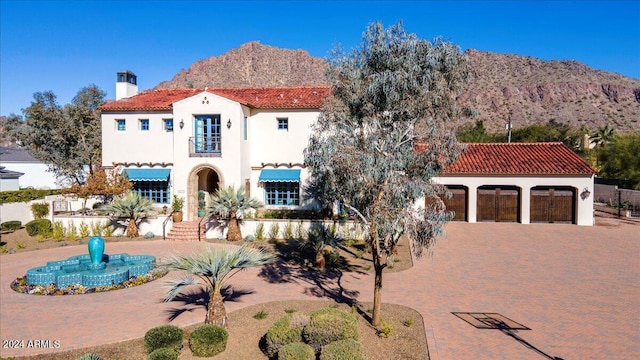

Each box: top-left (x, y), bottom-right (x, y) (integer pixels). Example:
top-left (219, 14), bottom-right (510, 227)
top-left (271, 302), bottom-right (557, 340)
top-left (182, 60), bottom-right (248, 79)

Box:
top-left (208, 186), bottom-right (263, 241)
top-left (161, 245), bottom-right (274, 327)
top-left (591, 124), bottom-right (615, 149)
top-left (100, 191), bottom-right (155, 237)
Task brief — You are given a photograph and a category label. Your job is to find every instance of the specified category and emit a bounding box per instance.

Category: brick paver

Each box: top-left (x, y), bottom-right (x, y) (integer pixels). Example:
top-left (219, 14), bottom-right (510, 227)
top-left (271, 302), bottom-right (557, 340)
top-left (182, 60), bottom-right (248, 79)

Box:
top-left (1, 220), bottom-right (638, 359)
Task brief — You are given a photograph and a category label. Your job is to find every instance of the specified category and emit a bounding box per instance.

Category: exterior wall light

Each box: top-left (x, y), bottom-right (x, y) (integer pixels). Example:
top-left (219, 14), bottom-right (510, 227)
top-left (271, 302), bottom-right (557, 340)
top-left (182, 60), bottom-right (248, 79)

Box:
top-left (227, 119), bottom-right (232, 129)
top-left (179, 119), bottom-right (184, 129)
top-left (580, 187), bottom-right (591, 200)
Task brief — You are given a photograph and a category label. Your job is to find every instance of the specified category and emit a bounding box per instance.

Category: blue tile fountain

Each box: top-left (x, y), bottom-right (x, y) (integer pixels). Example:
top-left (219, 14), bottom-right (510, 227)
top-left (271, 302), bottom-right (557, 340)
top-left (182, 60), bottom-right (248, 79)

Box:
top-left (25, 236), bottom-right (156, 288)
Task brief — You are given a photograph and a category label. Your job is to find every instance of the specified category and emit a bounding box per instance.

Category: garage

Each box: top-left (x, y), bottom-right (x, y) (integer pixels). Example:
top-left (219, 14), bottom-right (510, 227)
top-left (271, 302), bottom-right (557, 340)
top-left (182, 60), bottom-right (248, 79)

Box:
top-left (443, 186), bottom-right (467, 221)
top-left (530, 186), bottom-right (576, 224)
top-left (477, 186), bottom-right (520, 222)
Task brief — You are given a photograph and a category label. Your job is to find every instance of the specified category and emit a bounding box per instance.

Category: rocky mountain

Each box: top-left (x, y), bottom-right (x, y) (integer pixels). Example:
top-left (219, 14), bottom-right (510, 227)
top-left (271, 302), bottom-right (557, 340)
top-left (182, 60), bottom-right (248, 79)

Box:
top-left (157, 42), bottom-right (640, 132)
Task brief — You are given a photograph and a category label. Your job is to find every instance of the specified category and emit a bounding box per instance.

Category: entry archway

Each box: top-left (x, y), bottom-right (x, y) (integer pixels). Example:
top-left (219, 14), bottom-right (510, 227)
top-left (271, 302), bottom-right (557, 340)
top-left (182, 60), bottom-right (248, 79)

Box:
top-left (187, 165), bottom-right (224, 220)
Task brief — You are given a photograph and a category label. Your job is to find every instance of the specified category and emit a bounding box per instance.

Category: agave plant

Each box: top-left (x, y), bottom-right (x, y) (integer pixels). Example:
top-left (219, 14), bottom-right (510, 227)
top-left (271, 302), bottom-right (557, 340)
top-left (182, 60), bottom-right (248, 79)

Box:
top-left (100, 191), bottom-right (155, 237)
top-left (161, 245), bottom-right (274, 327)
top-left (208, 186), bottom-right (263, 241)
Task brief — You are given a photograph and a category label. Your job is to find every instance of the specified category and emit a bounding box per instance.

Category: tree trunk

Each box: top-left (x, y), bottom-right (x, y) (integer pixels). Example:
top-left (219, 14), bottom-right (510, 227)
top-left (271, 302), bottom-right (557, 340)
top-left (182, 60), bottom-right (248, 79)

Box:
top-left (315, 250), bottom-right (326, 271)
top-left (372, 253), bottom-right (384, 327)
top-left (126, 219), bottom-right (138, 238)
top-left (226, 213), bottom-right (242, 241)
top-left (205, 289), bottom-right (228, 328)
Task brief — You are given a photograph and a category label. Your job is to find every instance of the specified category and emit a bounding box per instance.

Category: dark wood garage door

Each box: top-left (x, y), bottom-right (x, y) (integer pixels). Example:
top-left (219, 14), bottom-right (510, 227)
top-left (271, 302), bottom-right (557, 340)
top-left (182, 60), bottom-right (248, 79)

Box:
top-left (477, 186), bottom-right (520, 222)
top-left (530, 187), bottom-right (575, 224)
top-left (443, 186), bottom-right (467, 221)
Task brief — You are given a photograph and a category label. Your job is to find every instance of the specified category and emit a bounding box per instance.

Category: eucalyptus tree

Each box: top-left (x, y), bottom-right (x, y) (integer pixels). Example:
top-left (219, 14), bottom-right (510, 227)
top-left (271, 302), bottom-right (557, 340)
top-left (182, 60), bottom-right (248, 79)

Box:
top-left (101, 191), bottom-right (155, 237)
top-left (4, 85), bottom-right (105, 185)
top-left (304, 22), bottom-right (468, 327)
top-left (208, 186), bottom-right (263, 241)
top-left (162, 245), bottom-right (274, 327)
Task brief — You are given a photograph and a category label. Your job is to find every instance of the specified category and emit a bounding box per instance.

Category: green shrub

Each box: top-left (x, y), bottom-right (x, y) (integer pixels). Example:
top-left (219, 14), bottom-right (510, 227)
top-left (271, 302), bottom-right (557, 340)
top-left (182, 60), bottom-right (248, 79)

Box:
top-left (278, 342), bottom-right (316, 360)
top-left (144, 325), bottom-right (183, 354)
top-left (67, 222), bottom-right (78, 241)
top-left (103, 225), bottom-right (115, 237)
top-left (258, 209), bottom-right (324, 219)
top-left (30, 202), bottom-right (50, 219)
top-left (319, 339), bottom-right (367, 360)
top-left (1, 220), bottom-right (22, 232)
top-left (0, 188), bottom-right (61, 205)
top-left (295, 221), bottom-right (306, 240)
top-left (268, 223), bottom-right (280, 241)
top-left (77, 353), bottom-right (102, 360)
top-left (77, 353), bottom-right (103, 360)
top-left (283, 221), bottom-right (294, 239)
top-left (25, 219), bottom-right (52, 237)
top-left (377, 319), bottom-right (394, 338)
top-left (264, 313), bottom-right (310, 357)
top-left (253, 310), bottom-right (268, 319)
top-left (90, 221), bottom-right (103, 236)
top-left (255, 223), bottom-right (265, 240)
top-left (147, 347), bottom-right (179, 360)
top-left (302, 307), bottom-right (358, 351)
top-left (188, 324), bottom-right (228, 357)
top-left (52, 221), bottom-right (65, 241)
top-left (78, 221), bottom-right (90, 237)
top-left (144, 231), bottom-right (155, 239)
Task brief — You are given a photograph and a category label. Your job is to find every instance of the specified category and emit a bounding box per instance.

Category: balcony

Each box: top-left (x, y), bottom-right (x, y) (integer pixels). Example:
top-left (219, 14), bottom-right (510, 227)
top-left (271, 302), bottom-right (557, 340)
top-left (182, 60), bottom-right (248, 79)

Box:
top-left (189, 136), bottom-right (221, 157)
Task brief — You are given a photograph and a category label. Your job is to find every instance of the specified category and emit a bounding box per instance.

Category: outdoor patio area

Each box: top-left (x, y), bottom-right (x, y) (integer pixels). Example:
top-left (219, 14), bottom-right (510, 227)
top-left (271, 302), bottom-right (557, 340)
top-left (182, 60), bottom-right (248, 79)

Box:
top-left (1, 218), bottom-right (638, 359)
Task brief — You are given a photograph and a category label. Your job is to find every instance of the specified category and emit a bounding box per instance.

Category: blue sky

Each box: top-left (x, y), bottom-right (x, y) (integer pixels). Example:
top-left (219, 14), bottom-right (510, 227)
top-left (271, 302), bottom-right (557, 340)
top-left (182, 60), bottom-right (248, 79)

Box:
top-left (1, 0), bottom-right (639, 117)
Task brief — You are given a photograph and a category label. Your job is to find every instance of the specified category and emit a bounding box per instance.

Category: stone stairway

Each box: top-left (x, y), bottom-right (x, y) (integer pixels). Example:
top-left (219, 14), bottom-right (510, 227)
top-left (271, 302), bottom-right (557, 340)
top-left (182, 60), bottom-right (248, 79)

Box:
top-left (165, 220), bottom-right (206, 241)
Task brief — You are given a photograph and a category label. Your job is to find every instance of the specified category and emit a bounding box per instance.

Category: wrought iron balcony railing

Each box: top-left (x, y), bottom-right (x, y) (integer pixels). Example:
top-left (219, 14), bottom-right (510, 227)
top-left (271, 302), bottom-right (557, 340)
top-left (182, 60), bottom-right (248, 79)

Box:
top-left (189, 136), bottom-right (221, 157)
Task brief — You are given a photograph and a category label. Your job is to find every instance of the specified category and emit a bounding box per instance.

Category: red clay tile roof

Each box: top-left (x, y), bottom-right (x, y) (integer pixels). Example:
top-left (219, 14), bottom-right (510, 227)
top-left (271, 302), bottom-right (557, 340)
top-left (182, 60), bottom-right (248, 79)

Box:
top-left (99, 87), bottom-right (330, 112)
top-left (443, 142), bottom-right (595, 176)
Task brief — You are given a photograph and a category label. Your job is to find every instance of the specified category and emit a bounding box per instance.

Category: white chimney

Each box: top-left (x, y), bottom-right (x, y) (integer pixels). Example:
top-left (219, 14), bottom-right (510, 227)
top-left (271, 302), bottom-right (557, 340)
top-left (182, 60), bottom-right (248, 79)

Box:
top-left (115, 70), bottom-right (138, 100)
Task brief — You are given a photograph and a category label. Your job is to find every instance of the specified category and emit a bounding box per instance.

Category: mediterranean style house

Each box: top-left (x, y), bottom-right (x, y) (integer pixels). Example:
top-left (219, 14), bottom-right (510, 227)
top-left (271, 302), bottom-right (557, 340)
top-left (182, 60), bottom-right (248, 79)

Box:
top-left (100, 71), bottom-right (595, 225)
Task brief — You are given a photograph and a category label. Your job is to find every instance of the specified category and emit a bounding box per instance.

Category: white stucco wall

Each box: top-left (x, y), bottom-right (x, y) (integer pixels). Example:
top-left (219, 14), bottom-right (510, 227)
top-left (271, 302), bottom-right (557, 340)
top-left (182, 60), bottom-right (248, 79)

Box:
top-left (101, 111), bottom-right (175, 166)
top-left (434, 174), bottom-right (595, 226)
top-left (248, 109), bottom-right (316, 165)
top-left (0, 162), bottom-right (61, 189)
top-left (0, 178), bottom-right (20, 192)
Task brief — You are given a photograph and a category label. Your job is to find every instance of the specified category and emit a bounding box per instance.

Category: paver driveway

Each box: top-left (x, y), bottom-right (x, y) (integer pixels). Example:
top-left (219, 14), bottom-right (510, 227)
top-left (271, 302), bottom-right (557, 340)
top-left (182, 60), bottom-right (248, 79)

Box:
top-left (1, 219), bottom-right (638, 359)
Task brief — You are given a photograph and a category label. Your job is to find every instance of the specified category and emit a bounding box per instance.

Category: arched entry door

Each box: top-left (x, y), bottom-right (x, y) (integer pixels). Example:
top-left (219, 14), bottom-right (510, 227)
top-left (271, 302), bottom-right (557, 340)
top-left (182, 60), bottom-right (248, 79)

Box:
top-left (188, 165), bottom-right (223, 220)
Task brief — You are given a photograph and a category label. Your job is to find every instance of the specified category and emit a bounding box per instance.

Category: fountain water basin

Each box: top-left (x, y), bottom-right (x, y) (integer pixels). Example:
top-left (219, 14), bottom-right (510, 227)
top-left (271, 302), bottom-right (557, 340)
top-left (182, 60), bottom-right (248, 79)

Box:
top-left (26, 253), bottom-right (156, 288)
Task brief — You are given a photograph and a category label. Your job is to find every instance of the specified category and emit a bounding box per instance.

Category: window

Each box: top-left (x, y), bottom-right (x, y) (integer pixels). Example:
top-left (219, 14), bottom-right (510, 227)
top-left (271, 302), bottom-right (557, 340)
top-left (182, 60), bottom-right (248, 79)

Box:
top-left (164, 119), bottom-right (173, 132)
top-left (265, 182), bottom-right (299, 206)
top-left (116, 119), bottom-right (126, 131)
top-left (277, 118), bottom-right (288, 130)
top-left (140, 119), bottom-right (149, 131)
top-left (132, 181), bottom-right (170, 204)
top-left (194, 115), bottom-right (221, 153)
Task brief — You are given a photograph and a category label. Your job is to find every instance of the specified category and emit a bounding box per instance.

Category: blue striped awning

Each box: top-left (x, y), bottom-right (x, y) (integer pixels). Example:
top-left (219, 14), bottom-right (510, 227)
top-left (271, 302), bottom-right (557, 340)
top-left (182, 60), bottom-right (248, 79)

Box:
top-left (123, 168), bottom-right (170, 182)
top-left (259, 169), bottom-right (300, 182)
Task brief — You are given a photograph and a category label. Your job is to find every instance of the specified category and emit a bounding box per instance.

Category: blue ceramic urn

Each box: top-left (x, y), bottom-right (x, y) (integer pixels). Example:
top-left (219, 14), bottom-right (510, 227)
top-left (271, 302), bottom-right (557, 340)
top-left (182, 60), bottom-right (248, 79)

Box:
top-left (88, 236), bottom-right (105, 265)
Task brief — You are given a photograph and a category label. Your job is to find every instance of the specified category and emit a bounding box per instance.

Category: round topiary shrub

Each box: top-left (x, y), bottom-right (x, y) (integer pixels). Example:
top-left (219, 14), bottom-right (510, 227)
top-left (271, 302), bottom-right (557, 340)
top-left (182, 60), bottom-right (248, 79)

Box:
top-left (264, 313), bottom-right (310, 357)
top-left (147, 347), bottom-right (179, 360)
top-left (320, 339), bottom-right (367, 360)
top-left (144, 325), bottom-right (183, 354)
top-left (302, 307), bottom-right (358, 351)
top-left (189, 324), bottom-right (228, 357)
top-left (25, 219), bottom-right (52, 236)
top-left (1, 220), bottom-right (22, 232)
top-left (278, 342), bottom-right (316, 360)
top-left (77, 353), bottom-right (102, 360)
top-left (144, 231), bottom-right (155, 239)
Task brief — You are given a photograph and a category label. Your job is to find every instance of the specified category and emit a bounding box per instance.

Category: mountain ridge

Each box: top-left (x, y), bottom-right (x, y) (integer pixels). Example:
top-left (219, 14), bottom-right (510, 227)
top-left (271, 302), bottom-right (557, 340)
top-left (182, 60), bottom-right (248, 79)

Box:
top-left (156, 41), bottom-right (640, 132)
